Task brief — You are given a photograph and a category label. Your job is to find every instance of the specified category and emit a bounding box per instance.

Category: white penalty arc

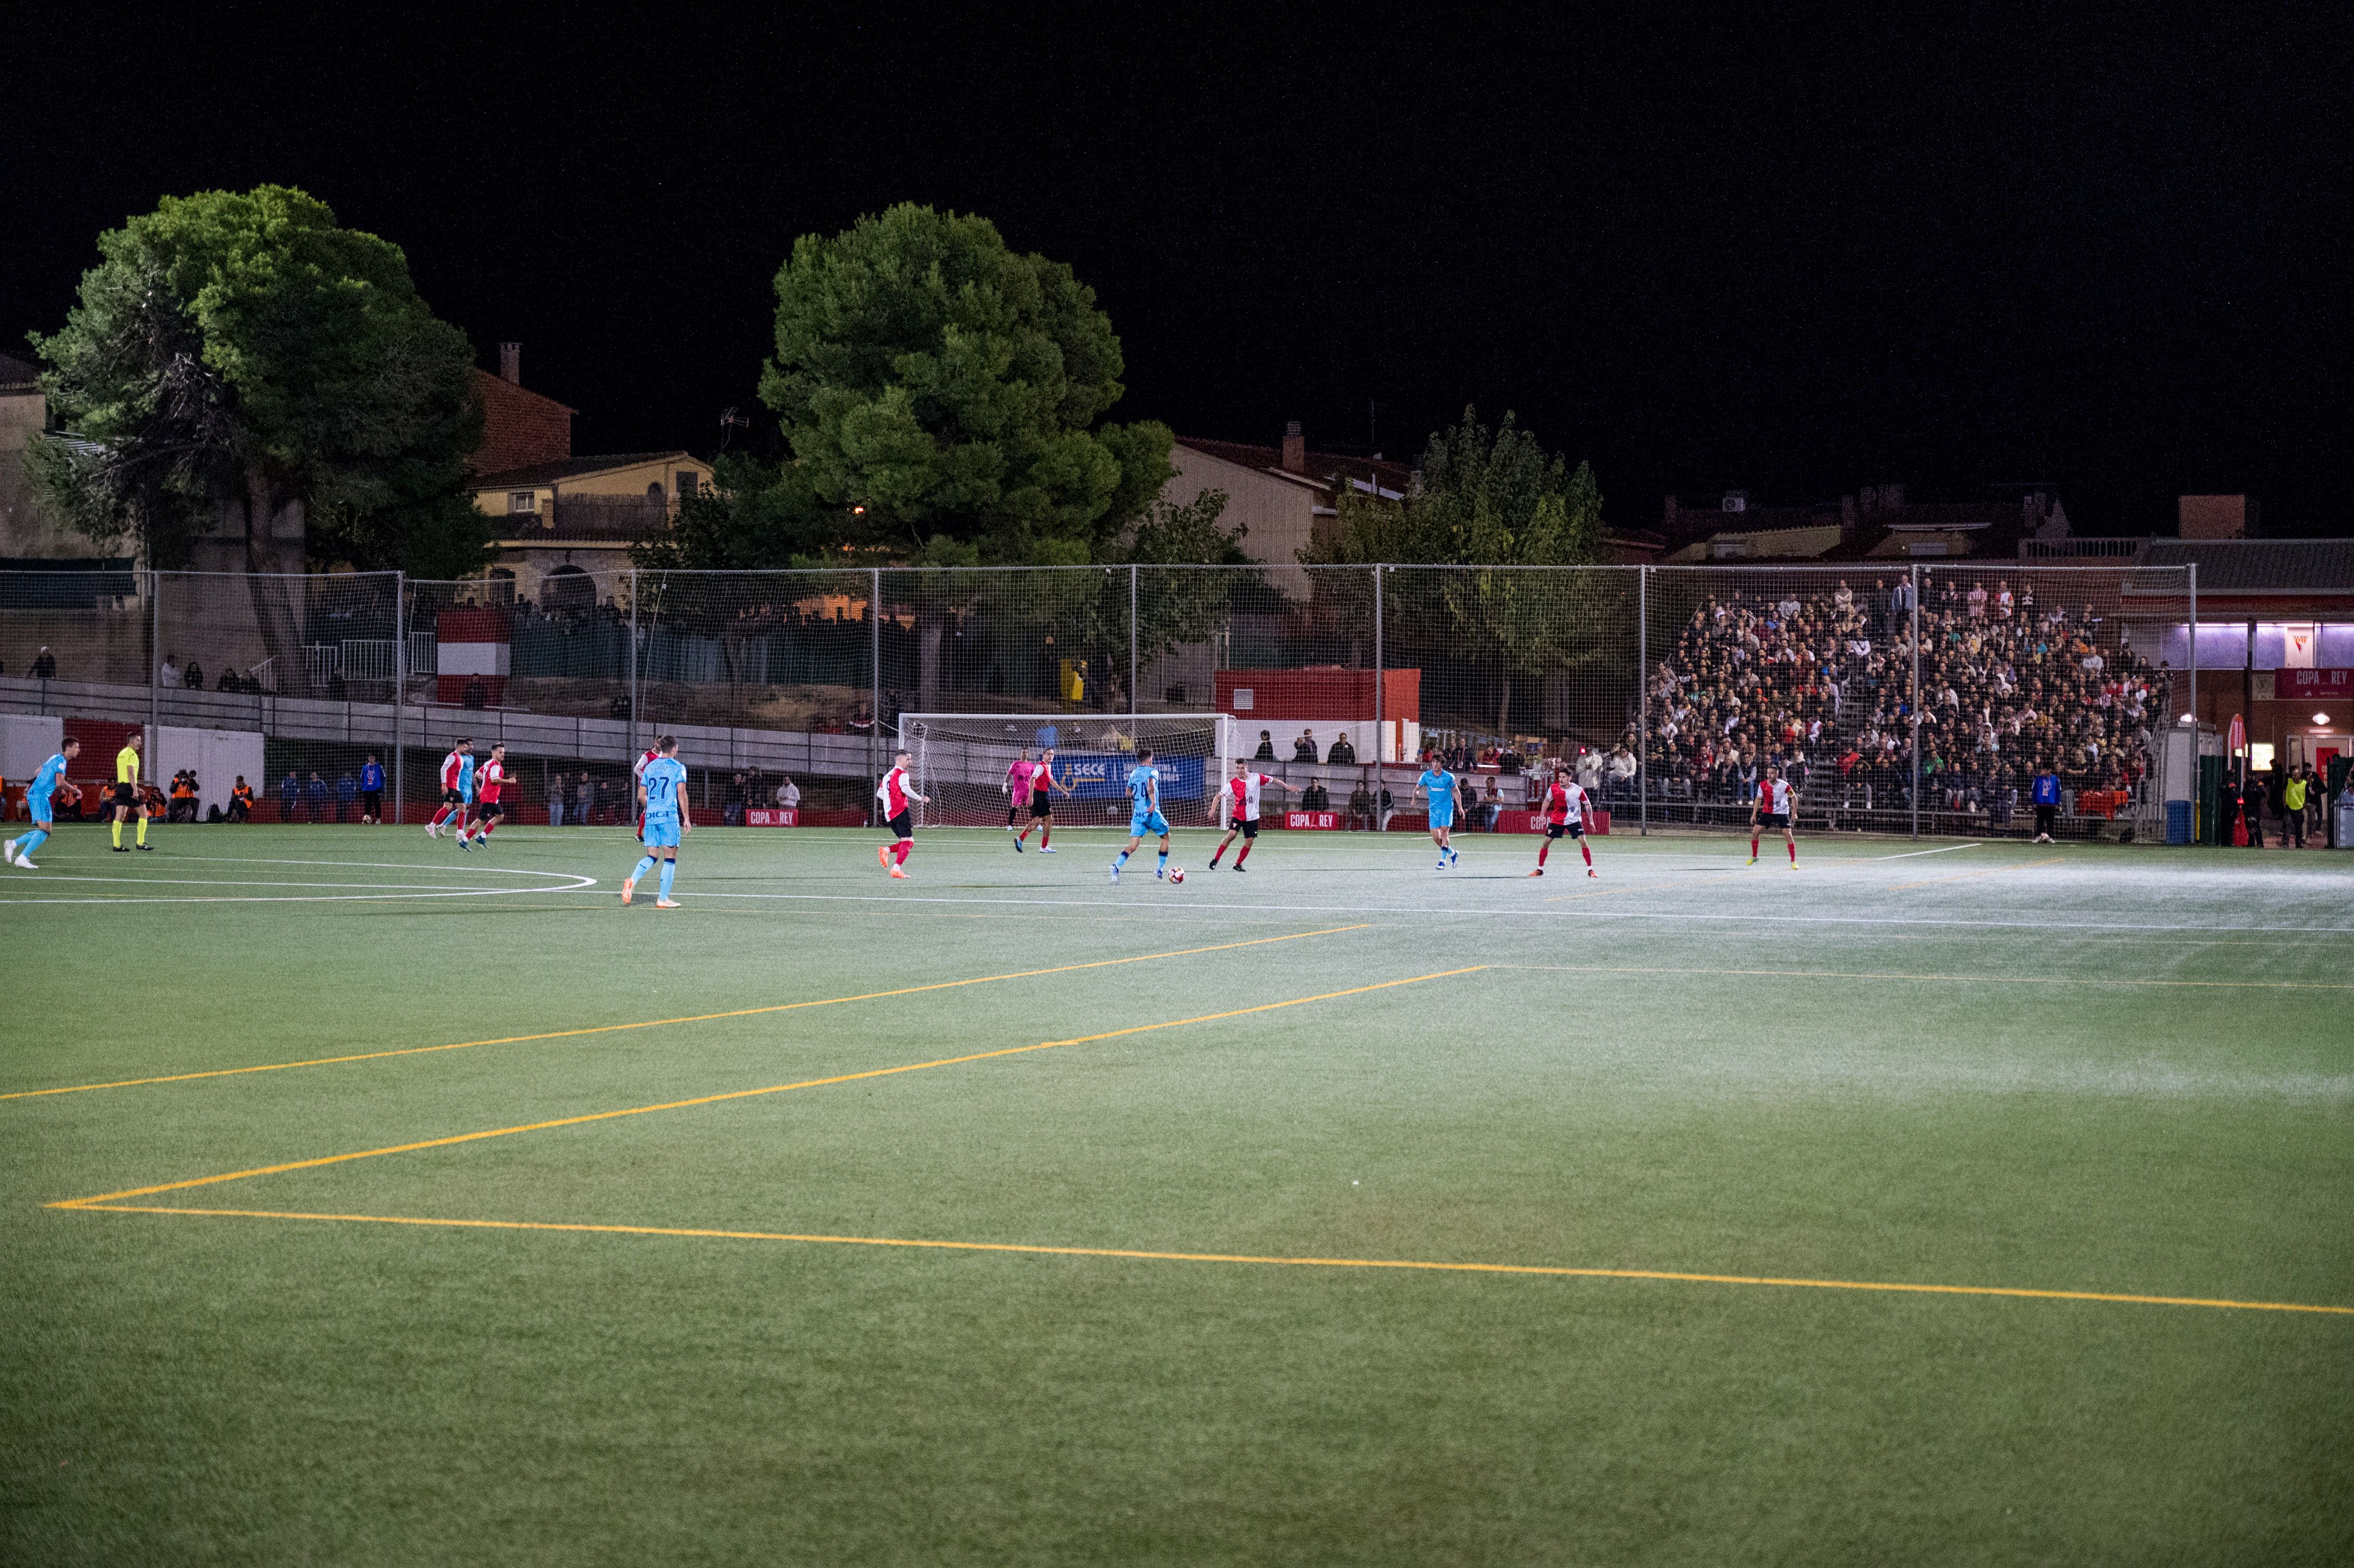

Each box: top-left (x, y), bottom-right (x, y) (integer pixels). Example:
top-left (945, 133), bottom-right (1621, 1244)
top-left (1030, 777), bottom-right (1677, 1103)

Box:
top-left (0, 858), bottom-right (596, 905)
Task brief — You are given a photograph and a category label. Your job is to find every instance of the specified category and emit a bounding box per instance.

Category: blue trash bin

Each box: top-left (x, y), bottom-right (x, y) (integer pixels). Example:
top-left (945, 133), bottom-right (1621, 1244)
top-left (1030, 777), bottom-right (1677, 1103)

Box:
top-left (2165, 800), bottom-right (2192, 845)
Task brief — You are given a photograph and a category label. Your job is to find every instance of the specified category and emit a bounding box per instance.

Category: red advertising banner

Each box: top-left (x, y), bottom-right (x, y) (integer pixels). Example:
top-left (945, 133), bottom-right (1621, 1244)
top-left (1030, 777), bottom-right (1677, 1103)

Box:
top-left (1494, 809), bottom-right (1611, 835)
top-left (1283, 811), bottom-right (1341, 830)
top-left (2279, 669), bottom-right (2353, 696)
top-left (743, 808), bottom-right (799, 827)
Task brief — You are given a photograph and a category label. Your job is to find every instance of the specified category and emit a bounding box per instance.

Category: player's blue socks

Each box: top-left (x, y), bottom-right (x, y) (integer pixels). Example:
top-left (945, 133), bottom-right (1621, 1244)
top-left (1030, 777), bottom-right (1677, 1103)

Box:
top-left (658, 859), bottom-right (676, 897)
top-left (1114, 850), bottom-right (1131, 867)
top-left (632, 854), bottom-right (656, 883)
top-left (17, 829), bottom-right (49, 857)
top-left (1157, 850), bottom-right (1168, 871)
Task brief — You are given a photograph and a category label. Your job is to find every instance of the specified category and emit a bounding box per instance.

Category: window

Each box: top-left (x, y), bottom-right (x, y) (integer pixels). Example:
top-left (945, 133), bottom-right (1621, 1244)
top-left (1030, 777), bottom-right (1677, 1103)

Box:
top-left (507, 491), bottom-right (538, 514)
top-left (646, 481), bottom-right (665, 502)
top-left (677, 470), bottom-right (700, 499)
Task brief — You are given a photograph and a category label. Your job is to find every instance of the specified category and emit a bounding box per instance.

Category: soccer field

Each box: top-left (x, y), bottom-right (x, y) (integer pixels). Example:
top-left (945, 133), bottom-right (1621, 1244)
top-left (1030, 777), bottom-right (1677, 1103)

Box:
top-left (3, 822), bottom-right (2348, 1564)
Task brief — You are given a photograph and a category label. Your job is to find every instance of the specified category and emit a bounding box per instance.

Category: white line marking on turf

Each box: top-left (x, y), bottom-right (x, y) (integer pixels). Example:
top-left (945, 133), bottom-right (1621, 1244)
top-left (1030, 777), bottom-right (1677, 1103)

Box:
top-left (0, 860), bottom-right (595, 904)
top-left (1866, 843), bottom-right (1983, 860)
top-left (648, 888), bottom-right (2354, 936)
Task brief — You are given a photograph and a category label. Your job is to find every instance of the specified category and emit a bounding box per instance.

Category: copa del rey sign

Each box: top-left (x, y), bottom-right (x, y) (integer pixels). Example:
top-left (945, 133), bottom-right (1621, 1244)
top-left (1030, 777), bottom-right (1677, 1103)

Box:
top-left (2279, 669), bottom-right (2353, 697)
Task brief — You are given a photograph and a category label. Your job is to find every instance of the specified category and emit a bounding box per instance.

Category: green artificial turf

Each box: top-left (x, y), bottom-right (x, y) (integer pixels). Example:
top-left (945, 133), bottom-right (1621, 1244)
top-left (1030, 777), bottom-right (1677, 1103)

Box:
top-left (2, 821), bottom-right (2348, 1564)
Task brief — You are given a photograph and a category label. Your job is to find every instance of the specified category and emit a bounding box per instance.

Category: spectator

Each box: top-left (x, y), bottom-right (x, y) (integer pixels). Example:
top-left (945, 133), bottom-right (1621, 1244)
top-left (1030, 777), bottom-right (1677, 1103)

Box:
top-left (30, 646), bottom-right (57, 680)
top-left (594, 777), bottom-right (618, 824)
top-left (1457, 772), bottom-right (1478, 827)
top-left (1301, 777), bottom-right (1330, 812)
top-left (279, 770), bottom-right (300, 820)
top-left (724, 772), bottom-right (748, 826)
top-left (335, 769), bottom-right (358, 823)
top-left (1293, 729), bottom-right (1318, 762)
top-left (1345, 777), bottom-right (1374, 830)
top-left (1327, 733), bottom-right (1356, 765)
top-left (305, 770), bottom-right (331, 822)
top-left (576, 776), bottom-right (594, 825)
top-left (229, 777), bottom-right (254, 822)
top-left (159, 654), bottom-right (182, 688)
top-left (357, 754), bottom-right (385, 824)
top-left (462, 675), bottom-right (488, 709)
top-left (169, 771), bottom-right (199, 824)
top-left (1253, 729), bottom-right (1277, 761)
top-left (548, 772), bottom-right (567, 828)
top-left (184, 659), bottom-right (203, 690)
top-left (775, 776), bottom-right (801, 811)
top-left (1483, 775), bottom-right (1502, 830)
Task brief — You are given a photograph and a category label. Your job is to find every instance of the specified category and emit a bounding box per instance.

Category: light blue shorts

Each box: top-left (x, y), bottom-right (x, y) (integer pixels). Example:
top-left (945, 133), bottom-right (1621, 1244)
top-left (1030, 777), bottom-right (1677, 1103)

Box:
top-left (29, 806), bottom-right (53, 828)
top-left (1428, 810), bottom-right (1455, 830)
top-left (643, 818), bottom-right (682, 848)
top-left (1130, 811), bottom-right (1170, 839)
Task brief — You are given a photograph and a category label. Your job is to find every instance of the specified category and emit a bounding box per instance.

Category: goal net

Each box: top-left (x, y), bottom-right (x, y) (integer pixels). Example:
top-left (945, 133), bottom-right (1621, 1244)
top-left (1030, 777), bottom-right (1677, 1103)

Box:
top-left (897, 713), bottom-right (1235, 830)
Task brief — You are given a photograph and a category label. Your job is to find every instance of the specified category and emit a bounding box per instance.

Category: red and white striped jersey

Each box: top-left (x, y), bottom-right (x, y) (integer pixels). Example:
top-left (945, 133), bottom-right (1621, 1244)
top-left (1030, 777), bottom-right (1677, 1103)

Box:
top-left (1757, 777), bottom-right (1795, 816)
top-left (633, 748), bottom-right (658, 783)
top-left (1546, 778), bottom-right (1591, 825)
top-left (877, 766), bottom-right (913, 818)
top-left (1224, 772), bottom-right (1276, 823)
top-left (439, 750), bottom-right (465, 791)
top-left (477, 759), bottom-right (505, 804)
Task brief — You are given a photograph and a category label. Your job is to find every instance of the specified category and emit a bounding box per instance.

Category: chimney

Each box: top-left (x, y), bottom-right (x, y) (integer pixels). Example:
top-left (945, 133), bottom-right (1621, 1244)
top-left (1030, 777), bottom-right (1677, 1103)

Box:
top-left (2179, 494), bottom-right (2254, 539)
top-left (499, 342), bottom-right (521, 386)
top-left (1280, 420), bottom-right (1305, 474)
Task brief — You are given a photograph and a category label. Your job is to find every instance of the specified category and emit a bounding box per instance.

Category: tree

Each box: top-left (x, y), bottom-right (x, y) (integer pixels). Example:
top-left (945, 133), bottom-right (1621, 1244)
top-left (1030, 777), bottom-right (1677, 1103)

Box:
top-left (30, 186), bottom-right (485, 676)
top-left (1305, 407), bottom-right (1613, 737)
top-left (758, 204), bottom-right (1175, 708)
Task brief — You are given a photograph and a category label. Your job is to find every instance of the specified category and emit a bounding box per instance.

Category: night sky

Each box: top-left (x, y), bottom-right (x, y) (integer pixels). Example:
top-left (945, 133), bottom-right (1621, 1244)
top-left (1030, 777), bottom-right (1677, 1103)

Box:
top-left (9, 10), bottom-right (2347, 538)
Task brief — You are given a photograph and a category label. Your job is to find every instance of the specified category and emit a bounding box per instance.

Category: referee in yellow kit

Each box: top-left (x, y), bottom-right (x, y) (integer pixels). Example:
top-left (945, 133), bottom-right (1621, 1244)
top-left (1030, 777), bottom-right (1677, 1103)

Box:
top-left (111, 734), bottom-right (154, 852)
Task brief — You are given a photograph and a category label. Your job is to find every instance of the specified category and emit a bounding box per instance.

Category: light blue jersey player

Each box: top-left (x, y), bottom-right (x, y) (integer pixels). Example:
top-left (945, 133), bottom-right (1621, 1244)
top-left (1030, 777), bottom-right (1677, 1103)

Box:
top-left (623, 737), bottom-right (691, 908)
top-left (6, 737), bottom-right (81, 869)
top-left (1110, 749), bottom-right (1172, 882)
top-left (1416, 757), bottom-right (1459, 867)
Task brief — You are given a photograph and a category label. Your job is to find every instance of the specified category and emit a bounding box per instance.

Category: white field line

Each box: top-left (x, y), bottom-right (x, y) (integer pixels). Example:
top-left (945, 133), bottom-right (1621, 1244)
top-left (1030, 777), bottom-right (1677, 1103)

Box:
top-left (644, 887), bottom-right (2354, 936)
top-left (0, 859), bottom-right (595, 905)
top-left (1867, 843), bottom-right (1983, 860)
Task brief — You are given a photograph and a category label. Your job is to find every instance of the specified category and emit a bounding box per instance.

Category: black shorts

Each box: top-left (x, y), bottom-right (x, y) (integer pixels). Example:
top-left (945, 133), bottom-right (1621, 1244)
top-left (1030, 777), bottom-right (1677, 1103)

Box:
top-left (1756, 813), bottom-right (1788, 830)
top-left (440, 787), bottom-right (465, 807)
top-left (1235, 818), bottom-right (1260, 839)
top-left (1546, 820), bottom-right (1584, 839)
top-left (889, 809), bottom-right (913, 840)
top-left (111, 784), bottom-right (140, 812)
top-left (473, 799), bottom-right (504, 821)
top-left (361, 790), bottom-right (382, 814)
top-left (1029, 795), bottom-right (1053, 818)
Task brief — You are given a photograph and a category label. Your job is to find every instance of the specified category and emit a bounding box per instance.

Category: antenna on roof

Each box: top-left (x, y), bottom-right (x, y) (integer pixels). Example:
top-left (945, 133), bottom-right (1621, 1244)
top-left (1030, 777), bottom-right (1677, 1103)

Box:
top-left (717, 406), bottom-right (750, 451)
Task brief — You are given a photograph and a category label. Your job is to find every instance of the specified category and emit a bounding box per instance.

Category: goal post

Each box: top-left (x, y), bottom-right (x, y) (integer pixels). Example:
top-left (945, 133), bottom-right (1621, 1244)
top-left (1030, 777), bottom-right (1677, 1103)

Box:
top-left (896, 713), bottom-right (1235, 829)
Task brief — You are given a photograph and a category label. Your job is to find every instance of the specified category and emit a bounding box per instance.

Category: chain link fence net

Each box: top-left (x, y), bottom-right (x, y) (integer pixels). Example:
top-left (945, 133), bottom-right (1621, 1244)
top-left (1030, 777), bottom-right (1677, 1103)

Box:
top-left (1, 562), bottom-right (2191, 840)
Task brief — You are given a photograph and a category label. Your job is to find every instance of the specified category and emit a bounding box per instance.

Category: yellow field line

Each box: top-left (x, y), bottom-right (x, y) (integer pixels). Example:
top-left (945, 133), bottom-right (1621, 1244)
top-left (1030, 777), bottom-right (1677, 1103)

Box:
top-left (1489, 963), bottom-right (2354, 991)
top-left (2, 925), bottom-right (1372, 1102)
top-left (61, 1204), bottom-right (2353, 1318)
top-left (51, 968), bottom-right (1484, 1209)
top-left (1889, 856), bottom-right (2067, 890)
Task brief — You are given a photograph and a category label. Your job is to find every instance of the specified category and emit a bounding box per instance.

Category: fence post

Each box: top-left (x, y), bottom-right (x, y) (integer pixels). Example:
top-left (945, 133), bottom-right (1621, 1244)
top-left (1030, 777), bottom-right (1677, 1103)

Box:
top-left (627, 569), bottom-right (640, 759)
top-left (1638, 566), bottom-right (1649, 837)
top-left (1372, 565), bottom-right (1384, 769)
top-left (393, 571), bottom-right (405, 826)
top-left (2187, 562), bottom-right (2198, 838)
top-left (869, 567), bottom-right (882, 800)
top-left (149, 568), bottom-right (161, 743)
top-left (1910, 563), bottom-right (1921, 841)
top-left (1129, 563), bottom-right (1139, 720)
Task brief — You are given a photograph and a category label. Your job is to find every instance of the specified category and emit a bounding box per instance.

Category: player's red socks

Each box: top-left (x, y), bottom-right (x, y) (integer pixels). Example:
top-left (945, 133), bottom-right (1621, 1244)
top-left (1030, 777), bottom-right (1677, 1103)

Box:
top-left (1787, 841), bottom-right (1796, 864)
top-left (1537, 841), bottom-right (1551, 868)
top-left (429, 806), bottom-right (452, 830)
top-left (893, 840), bottom-right (911, 867)
top-left (1235, 841), bottom-right (1251, 867)
top-left (1750, 834), bottom-right (1761, 857)
top-left (1040, 825), bottom-right (1051, 848)
top-left (1581, 842), bottom-right (1592, 868)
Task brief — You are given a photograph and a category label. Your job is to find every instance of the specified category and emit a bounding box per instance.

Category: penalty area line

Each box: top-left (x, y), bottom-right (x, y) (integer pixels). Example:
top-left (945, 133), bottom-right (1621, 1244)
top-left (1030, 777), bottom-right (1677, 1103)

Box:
top-left (61, 1205), bottom-right (2354, 1318)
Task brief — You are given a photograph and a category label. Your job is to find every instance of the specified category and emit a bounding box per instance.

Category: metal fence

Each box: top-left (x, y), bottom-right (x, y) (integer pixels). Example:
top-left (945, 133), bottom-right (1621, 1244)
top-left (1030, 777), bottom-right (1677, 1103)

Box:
top-left (0, 562), bottom-right (2199, 840)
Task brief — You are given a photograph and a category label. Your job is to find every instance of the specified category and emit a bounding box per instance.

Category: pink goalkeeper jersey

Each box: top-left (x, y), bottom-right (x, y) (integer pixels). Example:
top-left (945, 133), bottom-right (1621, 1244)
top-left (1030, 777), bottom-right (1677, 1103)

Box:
top-left (1007, 759), bottom-right (1037, 796)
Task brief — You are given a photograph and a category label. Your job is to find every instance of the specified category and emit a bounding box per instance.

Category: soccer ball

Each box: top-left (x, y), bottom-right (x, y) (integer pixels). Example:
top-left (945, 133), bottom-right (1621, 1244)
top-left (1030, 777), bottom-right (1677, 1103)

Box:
top-left (1168, 866), bottom-right (1185, 884)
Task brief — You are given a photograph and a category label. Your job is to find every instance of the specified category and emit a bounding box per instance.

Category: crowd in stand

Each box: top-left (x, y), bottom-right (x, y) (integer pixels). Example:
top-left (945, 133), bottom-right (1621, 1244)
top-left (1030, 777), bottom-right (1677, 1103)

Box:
top-left (1644, 576), bottom-right (2169, 822)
